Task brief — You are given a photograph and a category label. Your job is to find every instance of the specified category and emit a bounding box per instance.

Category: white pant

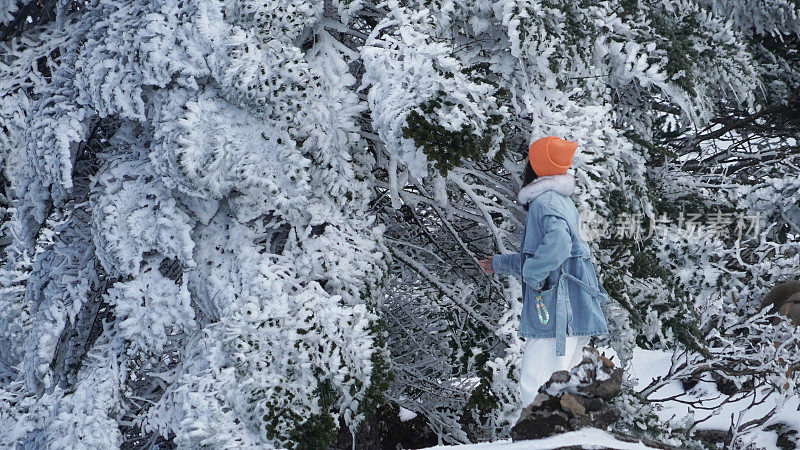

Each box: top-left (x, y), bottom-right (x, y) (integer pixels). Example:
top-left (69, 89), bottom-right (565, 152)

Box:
top-left (519, 335), bottom-right (591, 407)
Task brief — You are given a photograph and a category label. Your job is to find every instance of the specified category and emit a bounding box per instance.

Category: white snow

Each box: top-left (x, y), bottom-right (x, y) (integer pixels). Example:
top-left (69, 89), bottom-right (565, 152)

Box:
top-left (422, 428), bottom-right (661, 449)
top-left (399, 406), bottom-right (418, 422)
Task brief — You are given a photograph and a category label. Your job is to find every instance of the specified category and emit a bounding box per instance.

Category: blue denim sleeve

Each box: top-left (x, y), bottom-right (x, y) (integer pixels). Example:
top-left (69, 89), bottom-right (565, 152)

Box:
top-left (492, 253), bottom-right (522, 277)
top-left (521, 210), bottom-right (571, 290)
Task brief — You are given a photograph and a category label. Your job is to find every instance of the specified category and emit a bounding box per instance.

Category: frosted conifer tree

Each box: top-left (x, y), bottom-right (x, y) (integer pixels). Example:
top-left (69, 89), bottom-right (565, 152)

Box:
top-left (0, 0), bottom-right (389, 447)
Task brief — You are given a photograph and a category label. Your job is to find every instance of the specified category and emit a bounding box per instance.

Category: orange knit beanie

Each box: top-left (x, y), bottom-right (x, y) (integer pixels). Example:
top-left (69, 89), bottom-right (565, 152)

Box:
top-left (528, 136), bottom-right (578, 176)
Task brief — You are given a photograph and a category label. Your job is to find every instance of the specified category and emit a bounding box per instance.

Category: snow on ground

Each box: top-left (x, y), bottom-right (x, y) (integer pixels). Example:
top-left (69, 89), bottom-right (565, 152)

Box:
top-left (422, 428), bottom-right (661, 449)
top-left (421, 347), bottom-right (799, 449)
top-left (623, 347), bottom-right (800, 449)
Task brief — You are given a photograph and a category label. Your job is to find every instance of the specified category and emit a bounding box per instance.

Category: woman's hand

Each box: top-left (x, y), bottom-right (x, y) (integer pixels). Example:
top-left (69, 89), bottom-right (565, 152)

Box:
top-left (478, 256), bottom-right (494, 274)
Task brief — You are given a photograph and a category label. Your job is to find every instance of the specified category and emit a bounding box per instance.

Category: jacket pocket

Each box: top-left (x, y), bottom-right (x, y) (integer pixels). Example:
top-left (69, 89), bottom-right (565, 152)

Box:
top-left (525, 283), bottom-right (557, 331)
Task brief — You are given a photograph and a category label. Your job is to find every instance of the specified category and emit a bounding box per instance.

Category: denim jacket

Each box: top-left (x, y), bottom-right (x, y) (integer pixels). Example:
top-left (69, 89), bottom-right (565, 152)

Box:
top-left (492, 175), bottom-right (609, 356)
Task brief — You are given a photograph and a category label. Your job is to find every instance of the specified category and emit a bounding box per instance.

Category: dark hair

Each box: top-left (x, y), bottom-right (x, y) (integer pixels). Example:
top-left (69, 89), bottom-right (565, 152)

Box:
top-left (521, 158), bottom-right (538, 186)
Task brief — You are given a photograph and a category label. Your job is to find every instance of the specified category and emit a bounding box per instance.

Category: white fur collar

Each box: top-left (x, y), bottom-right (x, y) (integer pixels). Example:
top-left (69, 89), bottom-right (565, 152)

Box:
top-left (517, 174), bottom-right (576, 205)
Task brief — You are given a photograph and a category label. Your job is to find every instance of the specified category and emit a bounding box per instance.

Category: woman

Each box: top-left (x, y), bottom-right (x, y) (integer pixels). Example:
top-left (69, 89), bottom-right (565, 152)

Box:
top-left (478, 136), bottom-right (610, 407)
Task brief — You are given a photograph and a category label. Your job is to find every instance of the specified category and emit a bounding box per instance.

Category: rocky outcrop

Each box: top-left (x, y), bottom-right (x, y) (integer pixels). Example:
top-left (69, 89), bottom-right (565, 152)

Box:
top-left (511, 347), bottom-right (623, 441)
top-left (335, 401), bottom-right (438, 450)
